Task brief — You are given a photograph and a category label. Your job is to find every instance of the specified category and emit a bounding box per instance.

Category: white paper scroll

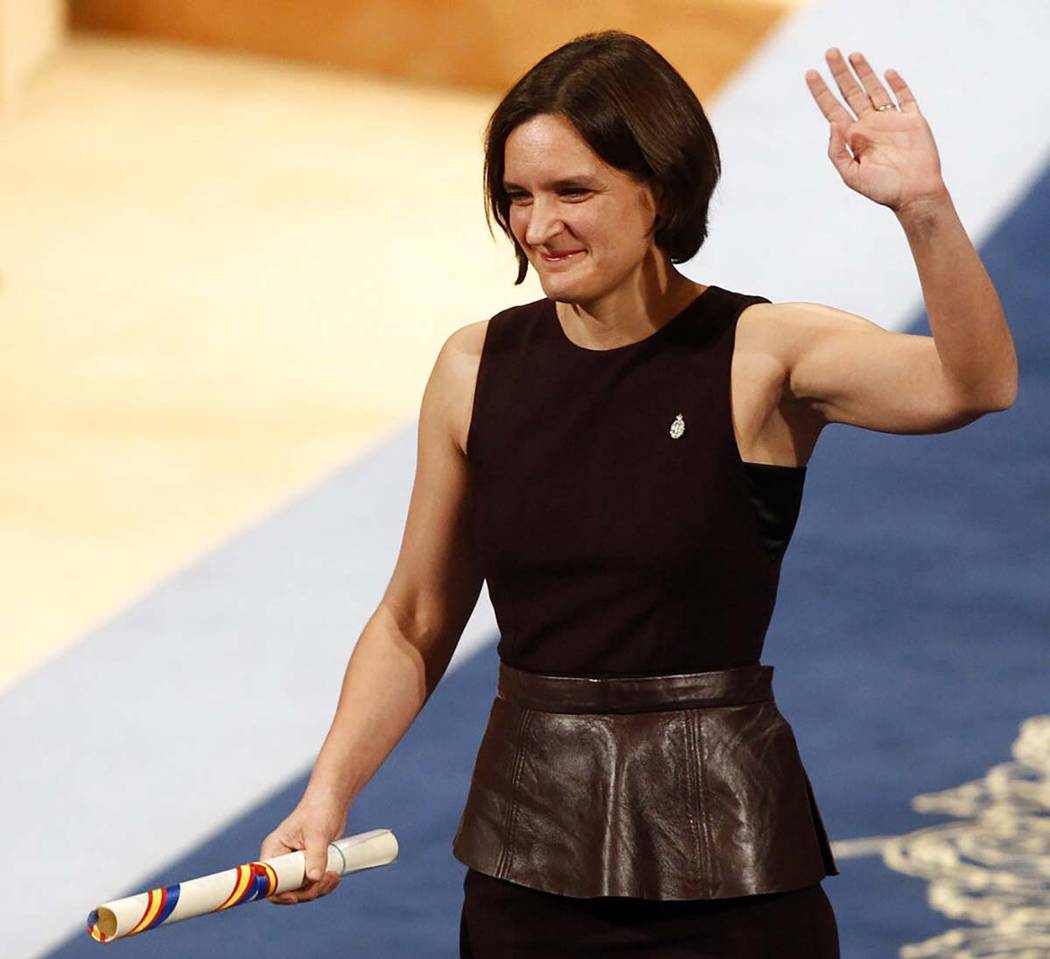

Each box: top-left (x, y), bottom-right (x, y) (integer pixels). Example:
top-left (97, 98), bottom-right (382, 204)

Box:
top-left (87, 828), bottom-right (398, 943)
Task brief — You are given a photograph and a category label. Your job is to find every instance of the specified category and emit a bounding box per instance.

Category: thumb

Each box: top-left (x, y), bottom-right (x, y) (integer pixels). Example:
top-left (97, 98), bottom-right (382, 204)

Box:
top-left (304, 835), bottom-right (330, 883)
top-left (827, 120), bottom-right (852, 179)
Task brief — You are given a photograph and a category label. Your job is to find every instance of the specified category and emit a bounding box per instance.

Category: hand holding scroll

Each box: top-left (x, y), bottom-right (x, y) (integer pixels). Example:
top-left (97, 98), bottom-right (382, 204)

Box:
top-left (259, 790), bottom-right (351, 905)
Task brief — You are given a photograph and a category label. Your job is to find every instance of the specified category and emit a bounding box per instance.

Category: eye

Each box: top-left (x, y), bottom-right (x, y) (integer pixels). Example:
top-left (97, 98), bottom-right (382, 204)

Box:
top-left (506, 192), bottom-right (531, 205)
top-left (560, 188), bottom-right (590, 199)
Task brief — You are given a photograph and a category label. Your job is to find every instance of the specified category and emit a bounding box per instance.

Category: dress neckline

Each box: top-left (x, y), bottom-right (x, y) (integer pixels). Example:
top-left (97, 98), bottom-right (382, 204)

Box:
top-left (545, 286), bottom-right (807, 472)
top-left (549, 285), bottom-right (719, 355)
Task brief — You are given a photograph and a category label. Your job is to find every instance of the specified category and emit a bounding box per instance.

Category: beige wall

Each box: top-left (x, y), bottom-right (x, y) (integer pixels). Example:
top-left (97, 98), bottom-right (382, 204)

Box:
top-left (68, 0), bottom-right (793, 98)
top-left (0, 0), bottom-right (66, 112)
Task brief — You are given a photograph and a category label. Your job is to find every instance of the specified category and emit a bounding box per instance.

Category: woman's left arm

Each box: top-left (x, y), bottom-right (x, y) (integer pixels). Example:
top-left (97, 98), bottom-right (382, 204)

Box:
top-left (777, 47), bottom-right (1018, 434)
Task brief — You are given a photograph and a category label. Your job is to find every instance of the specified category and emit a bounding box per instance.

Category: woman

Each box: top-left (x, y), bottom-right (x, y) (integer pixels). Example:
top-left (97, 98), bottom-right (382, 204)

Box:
top-left (259, 31), bottom-right (1017, 957)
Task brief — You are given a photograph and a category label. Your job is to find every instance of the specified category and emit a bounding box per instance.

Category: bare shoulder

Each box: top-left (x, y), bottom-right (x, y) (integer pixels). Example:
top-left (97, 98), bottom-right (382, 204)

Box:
top-left (733, 296), bottom-right (901, 456)
top-left (735, 298), bottom-right (892, 409)
top-left (431, 318), bottom-right (489, 456)
top-left (443, 317), bottom-right (490, 363)
top-left (730, 302), bottom-right (829, 465)
top-left (736, 300), bottom-right (885, 370)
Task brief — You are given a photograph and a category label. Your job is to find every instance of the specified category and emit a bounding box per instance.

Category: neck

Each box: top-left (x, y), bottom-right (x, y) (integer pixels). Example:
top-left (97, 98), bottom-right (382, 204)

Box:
top-left (556, 251), bottom-right (706, 350)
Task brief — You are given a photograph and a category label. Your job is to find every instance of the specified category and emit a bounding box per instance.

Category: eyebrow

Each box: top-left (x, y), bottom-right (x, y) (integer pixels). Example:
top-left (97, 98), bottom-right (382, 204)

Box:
top-left (502, 176), bottom-right (599, 191)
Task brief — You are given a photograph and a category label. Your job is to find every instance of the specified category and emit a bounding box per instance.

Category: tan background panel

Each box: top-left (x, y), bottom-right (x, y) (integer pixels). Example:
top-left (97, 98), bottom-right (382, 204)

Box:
top-left (0, 0), bottom-right (65, 110)
top-left (1, 37), bottom-right (508, 689)
top-left (1, 4), bottom-right (786, 690)
top-left (68, 0), bottom-right (798, 95)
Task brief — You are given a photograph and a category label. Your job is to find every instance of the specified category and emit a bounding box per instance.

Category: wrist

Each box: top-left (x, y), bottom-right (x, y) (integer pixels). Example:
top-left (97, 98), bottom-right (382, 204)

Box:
top-left (302, 774), bottom-right (356, 811)
top-left (893, 187), bottom-right (954, 229)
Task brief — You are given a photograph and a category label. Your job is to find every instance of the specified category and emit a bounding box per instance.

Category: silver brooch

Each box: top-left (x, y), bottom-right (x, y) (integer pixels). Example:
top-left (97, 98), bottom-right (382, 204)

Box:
top-left (669, 413), bottom-right (685, 439)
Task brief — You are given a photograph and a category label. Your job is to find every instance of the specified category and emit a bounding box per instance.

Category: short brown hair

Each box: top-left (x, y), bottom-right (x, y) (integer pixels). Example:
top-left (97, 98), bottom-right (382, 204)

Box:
top-left (483, 30), bottom-right (721, 285)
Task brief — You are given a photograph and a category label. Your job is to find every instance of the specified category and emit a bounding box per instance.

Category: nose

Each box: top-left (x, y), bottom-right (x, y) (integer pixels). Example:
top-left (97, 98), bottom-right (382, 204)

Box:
top-left (523, 195), bottom-right (565, 249)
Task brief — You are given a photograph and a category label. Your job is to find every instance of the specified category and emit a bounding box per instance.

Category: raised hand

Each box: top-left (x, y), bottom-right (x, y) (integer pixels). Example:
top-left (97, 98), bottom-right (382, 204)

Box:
top-left (805, 48), bottom-right (948, 216)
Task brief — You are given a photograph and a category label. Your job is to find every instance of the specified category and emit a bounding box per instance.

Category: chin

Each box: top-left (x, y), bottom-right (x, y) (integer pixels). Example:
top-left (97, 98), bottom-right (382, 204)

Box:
top-left (542, 283), bottom-right (582, 306)
top-left (537, 273), bottom-right (590, 304)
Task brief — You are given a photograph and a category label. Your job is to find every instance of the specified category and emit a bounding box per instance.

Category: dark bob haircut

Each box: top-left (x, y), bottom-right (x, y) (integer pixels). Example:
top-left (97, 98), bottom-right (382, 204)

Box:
top-left (483, 30), bottom-right (721, 285)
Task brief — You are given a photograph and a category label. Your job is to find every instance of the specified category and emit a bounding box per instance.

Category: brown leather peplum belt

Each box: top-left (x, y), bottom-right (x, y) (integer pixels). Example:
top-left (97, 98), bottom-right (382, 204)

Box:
top-left (452, 661), bottom-right (839, 900)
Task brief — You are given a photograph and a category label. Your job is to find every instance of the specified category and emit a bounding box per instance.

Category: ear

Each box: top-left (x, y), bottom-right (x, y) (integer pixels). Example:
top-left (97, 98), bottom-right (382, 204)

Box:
top-left (649, 180), bottom-right (665, 229)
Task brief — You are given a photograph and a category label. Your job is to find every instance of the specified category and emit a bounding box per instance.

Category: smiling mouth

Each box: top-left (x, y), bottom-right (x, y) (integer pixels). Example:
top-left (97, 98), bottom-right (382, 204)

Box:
top-left (540, 250), bottom-right (584, 263)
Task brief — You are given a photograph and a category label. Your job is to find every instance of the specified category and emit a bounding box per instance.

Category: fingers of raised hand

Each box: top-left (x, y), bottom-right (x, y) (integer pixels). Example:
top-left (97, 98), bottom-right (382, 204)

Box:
top-left (843, 51), bottom-right (897, 111)
top-left (883, 66), bottom-right (918, 112)
top-left (828, 47), bottom-right (874, 116)
top-left (805, 66), bottom-right (853, 127)
top-left (268, 871), bottom-right (342, 906)
top-left (806, 48), bottom-right (916, 121)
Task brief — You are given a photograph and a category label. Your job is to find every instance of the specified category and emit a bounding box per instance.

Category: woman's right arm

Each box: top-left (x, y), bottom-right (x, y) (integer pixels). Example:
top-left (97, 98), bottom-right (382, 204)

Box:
top-left (260, 320), bottom-right (488, 904)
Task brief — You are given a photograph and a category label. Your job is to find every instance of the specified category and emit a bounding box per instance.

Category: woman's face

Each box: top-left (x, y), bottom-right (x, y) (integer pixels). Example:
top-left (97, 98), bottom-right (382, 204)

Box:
top-left (503, 113), bottom-right (662, 305)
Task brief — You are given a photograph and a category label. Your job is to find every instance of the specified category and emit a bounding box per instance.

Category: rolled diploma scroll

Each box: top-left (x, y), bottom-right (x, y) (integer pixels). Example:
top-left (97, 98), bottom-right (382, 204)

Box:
top-left (87, 828), bottom-right (398, 943)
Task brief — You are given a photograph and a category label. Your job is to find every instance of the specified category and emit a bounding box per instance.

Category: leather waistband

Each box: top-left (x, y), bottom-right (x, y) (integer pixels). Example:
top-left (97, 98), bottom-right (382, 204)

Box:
top-left (496, 661), bottom-right (773, 714)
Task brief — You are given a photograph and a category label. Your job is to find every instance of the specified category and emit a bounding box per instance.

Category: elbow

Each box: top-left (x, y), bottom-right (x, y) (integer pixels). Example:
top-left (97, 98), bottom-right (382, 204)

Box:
top-left (946, 369), bottom-right (1018, 417)
top-left (953, 391), bottom-right (1014, 418)
top-left (986, 348), bottom-right (1021, 411)
top-left (940, 338), bottom-right (1019, 415)
top-left (979, 369), bottom-right (1019, 413)
top-left (379, 597), bottom-right (445, 652)
top-left (986, 388), bottom-right (1017, 413)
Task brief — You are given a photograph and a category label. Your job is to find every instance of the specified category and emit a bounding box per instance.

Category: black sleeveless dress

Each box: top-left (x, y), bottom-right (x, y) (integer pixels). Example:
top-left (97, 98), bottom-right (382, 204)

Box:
top-left (456, 285), bottom-right (840, 957)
